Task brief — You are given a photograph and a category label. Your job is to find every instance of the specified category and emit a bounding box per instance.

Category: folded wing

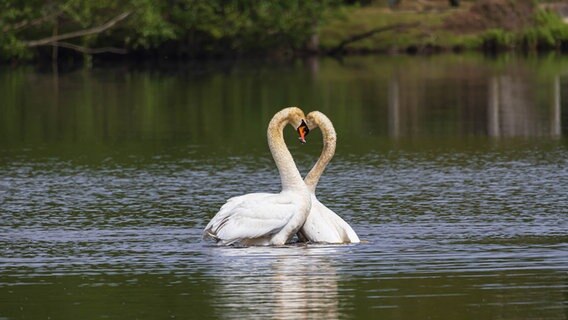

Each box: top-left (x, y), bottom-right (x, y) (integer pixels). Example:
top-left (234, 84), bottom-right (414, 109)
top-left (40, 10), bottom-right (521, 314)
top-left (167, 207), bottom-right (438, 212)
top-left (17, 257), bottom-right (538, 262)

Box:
top-left (203, 192), bottom-right (300, 245)
top-left (299, 196), bottom-right (360, 244)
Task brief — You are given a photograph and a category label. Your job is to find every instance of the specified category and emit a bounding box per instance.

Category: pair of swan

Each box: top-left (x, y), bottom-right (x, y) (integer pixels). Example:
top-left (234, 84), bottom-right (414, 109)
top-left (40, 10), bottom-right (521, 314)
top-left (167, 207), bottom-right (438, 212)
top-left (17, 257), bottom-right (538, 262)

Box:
top-left (203, 107), bottom-right (359, 246)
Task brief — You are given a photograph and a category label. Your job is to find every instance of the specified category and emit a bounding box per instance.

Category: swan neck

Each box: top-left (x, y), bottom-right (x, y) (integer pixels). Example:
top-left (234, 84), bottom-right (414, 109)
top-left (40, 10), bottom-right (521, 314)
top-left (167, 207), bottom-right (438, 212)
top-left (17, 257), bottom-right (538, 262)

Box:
top-left (304, 115), bottom-right (336, 193)
top-left (267, 110), bottom-right (305, 190)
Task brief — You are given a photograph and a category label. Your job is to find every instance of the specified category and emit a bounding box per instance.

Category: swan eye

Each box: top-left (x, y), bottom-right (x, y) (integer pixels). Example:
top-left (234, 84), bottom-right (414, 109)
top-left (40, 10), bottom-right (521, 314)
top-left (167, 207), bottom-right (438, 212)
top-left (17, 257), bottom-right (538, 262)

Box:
top-left (297, 120), bottom-right (310, 143)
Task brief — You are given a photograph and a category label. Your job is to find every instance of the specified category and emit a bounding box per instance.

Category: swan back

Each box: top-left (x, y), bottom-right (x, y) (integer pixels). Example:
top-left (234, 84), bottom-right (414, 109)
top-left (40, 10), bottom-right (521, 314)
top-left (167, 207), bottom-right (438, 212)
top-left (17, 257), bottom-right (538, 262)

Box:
top-left (299, 196), bottom-right (360, 243)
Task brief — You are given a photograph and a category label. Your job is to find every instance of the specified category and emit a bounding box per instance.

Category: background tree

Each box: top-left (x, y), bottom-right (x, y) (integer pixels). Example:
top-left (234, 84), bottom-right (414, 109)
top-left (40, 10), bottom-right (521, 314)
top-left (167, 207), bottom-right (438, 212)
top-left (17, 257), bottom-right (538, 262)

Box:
top-left (0, 0), bottom-right (338, 61)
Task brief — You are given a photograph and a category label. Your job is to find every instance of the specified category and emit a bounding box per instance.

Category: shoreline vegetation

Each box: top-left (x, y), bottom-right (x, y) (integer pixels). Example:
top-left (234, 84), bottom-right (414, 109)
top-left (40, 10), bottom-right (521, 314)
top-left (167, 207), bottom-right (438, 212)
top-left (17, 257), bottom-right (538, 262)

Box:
top-left (1, 0), bottom-right (568, 65)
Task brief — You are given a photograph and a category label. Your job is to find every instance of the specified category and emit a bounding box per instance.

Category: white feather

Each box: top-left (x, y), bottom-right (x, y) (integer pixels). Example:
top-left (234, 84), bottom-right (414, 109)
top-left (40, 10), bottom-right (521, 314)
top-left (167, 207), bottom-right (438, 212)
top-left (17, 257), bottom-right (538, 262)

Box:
top-left (299, 194), bottom-right (360, 244)
top-left (204, 191), bottom-right (307, 246)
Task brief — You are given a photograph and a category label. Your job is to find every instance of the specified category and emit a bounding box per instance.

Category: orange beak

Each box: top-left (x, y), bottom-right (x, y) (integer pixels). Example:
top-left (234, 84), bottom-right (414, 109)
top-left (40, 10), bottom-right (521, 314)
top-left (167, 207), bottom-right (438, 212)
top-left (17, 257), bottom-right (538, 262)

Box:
top-left (297, 120), bottom-right (310, 144)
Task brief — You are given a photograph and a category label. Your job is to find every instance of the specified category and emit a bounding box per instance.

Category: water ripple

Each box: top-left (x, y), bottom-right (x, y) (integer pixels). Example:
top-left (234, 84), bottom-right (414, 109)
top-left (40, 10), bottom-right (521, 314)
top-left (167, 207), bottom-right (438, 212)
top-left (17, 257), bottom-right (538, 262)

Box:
top-left (1, 148), bottom-right (567, 319)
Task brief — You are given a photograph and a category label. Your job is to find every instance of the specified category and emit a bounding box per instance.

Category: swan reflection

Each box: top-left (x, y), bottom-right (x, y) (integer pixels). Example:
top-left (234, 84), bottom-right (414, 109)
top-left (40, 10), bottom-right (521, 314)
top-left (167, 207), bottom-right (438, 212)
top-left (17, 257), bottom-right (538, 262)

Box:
top-left (206, 245), bottom-right (343, 319)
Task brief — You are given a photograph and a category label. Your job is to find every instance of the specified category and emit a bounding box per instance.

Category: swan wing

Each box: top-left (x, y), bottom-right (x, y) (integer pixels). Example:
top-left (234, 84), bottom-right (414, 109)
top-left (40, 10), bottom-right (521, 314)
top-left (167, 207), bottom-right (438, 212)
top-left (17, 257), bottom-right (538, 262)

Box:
top-left (204, 192), bottom-right (300, 245)
top-left (300, 196), bottom-right (360, 244)
top-left (322, 201), bottom-right (360, 243)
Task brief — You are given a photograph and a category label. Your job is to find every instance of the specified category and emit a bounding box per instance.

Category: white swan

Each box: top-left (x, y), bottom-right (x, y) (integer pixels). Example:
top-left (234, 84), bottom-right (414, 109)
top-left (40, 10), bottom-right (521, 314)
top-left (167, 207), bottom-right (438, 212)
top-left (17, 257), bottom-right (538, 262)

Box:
top-left (203, 107), bottom-right (312, 246)
top-left (298, 111), bottom-right (360, 244)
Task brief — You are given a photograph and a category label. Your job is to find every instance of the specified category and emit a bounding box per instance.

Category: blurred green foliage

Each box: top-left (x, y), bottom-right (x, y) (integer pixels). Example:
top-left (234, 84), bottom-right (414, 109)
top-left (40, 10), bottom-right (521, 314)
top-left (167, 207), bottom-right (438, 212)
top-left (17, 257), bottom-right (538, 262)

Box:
top-left (1, 0), bottom-right (567, 61)
top-left (0, 0), bottom-right (337, 61)
top-left (481, 8), bottom-right (568, 51)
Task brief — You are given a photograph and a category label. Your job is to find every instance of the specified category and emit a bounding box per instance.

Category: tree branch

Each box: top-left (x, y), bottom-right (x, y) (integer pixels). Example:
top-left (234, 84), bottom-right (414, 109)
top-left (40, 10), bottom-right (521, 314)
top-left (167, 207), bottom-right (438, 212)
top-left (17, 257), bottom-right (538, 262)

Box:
top-left (2, 1), bottom-right (73, 33)
top-left (48, 42), bottom-right (128, 54)
top-left (327, 22), bottom-right (421, 55)
top-left (2, 11), bottom-right (61, 33)
top-left (24, 11), bottom-right (132, 47)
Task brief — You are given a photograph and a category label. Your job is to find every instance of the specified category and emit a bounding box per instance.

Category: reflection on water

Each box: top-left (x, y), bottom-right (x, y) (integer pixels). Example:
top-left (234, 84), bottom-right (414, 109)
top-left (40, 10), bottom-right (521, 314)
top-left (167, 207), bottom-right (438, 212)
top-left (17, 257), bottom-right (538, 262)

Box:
top-left (385, 58), bottom-right (566, 139)
top-left (1, 55), bottom-right (568, 157)
top-left (1, 54), bottom-right (568, 320)
top-left (487, 75), bottom-right (561, 137)
top-left (209, 246), bottom-right (341, 319)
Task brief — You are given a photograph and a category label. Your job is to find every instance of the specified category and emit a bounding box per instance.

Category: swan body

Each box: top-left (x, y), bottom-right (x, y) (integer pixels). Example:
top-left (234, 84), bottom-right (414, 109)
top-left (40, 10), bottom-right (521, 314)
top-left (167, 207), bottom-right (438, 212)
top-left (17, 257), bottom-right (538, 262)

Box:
top-left (298, 111), bottom-right (360, 244)
top-left (203, 107), bottom-right (311, 246)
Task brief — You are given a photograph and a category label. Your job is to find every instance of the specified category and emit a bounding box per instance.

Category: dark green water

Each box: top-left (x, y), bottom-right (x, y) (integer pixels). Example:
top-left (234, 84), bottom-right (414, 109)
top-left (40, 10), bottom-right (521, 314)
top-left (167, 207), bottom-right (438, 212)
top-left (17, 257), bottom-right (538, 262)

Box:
top-left (1, 54), bottom-right (567, 319)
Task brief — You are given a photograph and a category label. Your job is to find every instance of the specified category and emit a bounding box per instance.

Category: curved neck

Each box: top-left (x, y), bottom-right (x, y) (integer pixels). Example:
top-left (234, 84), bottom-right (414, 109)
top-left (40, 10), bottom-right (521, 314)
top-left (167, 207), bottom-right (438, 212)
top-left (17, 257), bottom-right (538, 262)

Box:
top-left (304, 114), bottom-right (336, 193)
top-left (267, 110), bottom-right (305, 191)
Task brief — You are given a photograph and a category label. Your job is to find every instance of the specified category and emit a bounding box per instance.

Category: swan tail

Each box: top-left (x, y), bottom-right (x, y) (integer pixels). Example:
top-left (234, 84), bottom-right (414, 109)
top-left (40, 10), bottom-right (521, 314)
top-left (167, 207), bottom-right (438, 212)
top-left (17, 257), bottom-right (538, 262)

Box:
top-left (203, 228), bottom-right (241, 246)
top-left (203, 230), bottom-right (219, 241)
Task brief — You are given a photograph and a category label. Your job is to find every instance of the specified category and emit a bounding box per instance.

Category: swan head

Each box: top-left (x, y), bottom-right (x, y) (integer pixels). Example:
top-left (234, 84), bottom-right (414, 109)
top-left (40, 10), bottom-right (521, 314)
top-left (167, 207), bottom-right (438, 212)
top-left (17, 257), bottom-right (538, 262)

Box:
top-left (306, 111), bottom-right (336, 146)
top-left (305, 111), bottom-right (325, 130)
top-left (282, 107), bottom-right (309, 143)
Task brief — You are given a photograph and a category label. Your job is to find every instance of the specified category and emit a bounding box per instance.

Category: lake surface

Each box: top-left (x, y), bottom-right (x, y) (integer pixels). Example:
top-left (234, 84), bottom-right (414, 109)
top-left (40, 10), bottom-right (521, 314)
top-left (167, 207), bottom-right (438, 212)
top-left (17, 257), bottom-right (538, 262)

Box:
top-left (1, 54), bottom-right (567, 319)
